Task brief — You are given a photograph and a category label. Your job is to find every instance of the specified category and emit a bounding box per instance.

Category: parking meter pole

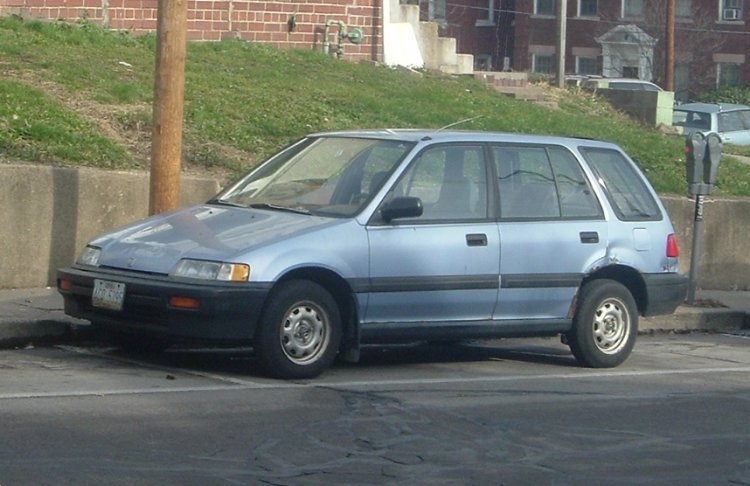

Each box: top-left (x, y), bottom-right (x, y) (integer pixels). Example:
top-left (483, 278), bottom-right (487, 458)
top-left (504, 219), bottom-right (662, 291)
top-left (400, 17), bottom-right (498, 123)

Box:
top-left (687, 195), bottom-right (704, 305)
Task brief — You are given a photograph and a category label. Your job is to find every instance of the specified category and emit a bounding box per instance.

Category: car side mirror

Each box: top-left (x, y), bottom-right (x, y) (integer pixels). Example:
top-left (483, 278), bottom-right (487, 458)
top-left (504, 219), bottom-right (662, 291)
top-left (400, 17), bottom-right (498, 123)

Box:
top-left (380, 196), bottom-right (423, 222)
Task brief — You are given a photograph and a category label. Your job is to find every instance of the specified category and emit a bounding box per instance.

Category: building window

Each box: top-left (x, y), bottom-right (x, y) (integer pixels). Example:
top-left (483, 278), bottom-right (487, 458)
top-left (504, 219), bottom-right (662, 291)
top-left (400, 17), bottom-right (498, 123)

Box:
top-left (718, 62), bottom-right (742, 87)
top-left (429, 0), bottom-right (446, 22)
top-left (675, 63), bottom-right (689, 102)
top-left (533, 54), bottom-right (555, 74)
top-left (476, 0), bottom-right (496, 25)
top-left (676, 0), bottom-right (692, 17)
top-left (576, 56), bottom-right (598, 75)
top-left (535, 0), bottom-right (556, 16)
top-left (622, 0), bottom-right (644, 18)
top-left (475, 54), bottom-right (492, 71)
top-left (622, 66), bottom-right (639, 78)
top-left (721, 0), bottom-right (742, 21)
top-left (579, 0), bottom-right (598, 16)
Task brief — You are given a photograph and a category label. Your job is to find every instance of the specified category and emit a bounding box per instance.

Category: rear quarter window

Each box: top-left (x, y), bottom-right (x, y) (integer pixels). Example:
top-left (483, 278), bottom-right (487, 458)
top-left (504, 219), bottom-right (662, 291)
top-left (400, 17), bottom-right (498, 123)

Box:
top-left (578, 147), bottom-right (662, 221)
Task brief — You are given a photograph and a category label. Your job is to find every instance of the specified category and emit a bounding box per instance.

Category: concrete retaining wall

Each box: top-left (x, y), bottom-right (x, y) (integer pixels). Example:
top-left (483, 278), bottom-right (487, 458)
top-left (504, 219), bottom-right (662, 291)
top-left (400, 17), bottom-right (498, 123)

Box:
top-left (1, 164), bottom-right (221, 289)
top-left (597, 89), bottom-right (675, 127)
top-left (1, 164), bottom-right (748, 290)
top-left (663, 195), bottom-right (750, 290)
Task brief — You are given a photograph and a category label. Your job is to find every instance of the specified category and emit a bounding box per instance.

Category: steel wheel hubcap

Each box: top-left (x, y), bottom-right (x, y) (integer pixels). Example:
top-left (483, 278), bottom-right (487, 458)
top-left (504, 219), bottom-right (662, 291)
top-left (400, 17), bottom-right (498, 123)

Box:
top-left (280, 303), bottom-right (329, 364)
top-left (592, 297), bottom-right (630, 354)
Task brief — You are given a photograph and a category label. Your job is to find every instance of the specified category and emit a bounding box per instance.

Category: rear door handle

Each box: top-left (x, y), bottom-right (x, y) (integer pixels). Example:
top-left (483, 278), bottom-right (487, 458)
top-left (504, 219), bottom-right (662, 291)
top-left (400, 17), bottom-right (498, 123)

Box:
top-left (580, 231), bottom-right (599, 244)
top-left (466, 233), bottom-right (488, 247)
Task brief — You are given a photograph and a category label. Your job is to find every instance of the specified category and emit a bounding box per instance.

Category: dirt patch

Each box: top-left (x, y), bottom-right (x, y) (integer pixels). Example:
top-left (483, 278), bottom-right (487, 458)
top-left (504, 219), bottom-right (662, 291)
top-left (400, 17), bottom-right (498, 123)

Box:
top-left (4, 70), bottom-right (236, 183)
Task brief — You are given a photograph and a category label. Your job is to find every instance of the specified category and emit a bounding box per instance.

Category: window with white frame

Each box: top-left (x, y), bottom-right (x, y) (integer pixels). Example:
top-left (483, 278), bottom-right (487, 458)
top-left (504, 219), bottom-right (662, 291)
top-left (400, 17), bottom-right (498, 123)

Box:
top-left (579, 0), bottom-right (598, 16)
top-left (535, 0), bottom-right (555, 16)
top-left (476, 0), bottom-right (496, 25)
top-left (533, 54), bottom-right (555, 74)
top-left (576, 56), bottom-right (598, 75)
top-left (718, 62), bottom-right (742, 86)
top-left (676, 0), bottom-right (692, 17)
top-left (622, 0), bottom-right (644, 17)
top-left (721, 0), bottom-right (742, 21)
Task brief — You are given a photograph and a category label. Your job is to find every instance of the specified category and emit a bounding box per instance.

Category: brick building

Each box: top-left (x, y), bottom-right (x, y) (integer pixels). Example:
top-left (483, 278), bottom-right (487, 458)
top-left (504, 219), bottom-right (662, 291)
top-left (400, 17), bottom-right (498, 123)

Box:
top-left (3, 0), bottom-right (749, 98)
top-left (0, 0), bottom-right (383, 62)
top-left (430, 0), bottom-right (749, 99)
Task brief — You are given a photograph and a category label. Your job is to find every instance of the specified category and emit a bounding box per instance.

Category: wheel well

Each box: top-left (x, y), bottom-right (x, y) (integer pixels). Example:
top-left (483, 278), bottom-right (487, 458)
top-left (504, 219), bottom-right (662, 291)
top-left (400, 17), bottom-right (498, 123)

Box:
top-left (275, 267), bottom-right (358, 348)
top-left (582, 265), bottom-right (647, 315)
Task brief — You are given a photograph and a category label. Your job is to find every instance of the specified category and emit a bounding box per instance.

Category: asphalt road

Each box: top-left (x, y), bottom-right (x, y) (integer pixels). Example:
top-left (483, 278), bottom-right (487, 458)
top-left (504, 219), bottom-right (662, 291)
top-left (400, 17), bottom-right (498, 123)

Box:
top-left (1, 332), bottom-right (749, 485)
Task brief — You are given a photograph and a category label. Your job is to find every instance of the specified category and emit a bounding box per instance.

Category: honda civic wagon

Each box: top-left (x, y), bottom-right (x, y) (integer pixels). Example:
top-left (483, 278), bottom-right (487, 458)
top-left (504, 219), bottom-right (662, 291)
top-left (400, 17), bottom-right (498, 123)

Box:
top-left (58, 130), bottom-right (688, 379)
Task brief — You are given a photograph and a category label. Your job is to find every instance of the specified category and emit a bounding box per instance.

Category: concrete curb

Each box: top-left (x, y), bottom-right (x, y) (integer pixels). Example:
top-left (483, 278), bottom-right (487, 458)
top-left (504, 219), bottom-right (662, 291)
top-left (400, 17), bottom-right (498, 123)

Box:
top-left (641, 307), bottom-right (748, 333)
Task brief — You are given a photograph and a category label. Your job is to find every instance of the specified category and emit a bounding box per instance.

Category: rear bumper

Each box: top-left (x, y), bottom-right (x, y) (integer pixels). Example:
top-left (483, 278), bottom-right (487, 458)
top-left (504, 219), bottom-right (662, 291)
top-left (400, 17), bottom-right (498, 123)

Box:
top-left (642, 273), bottom-right (689, 317)
top-left (57, 266), bottom-right (271, 344)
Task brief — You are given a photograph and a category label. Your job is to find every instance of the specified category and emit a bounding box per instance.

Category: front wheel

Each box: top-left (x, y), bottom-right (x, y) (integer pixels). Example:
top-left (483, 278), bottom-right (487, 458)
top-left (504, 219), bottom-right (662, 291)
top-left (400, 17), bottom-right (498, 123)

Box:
top-left (255, 280), bottom-right (342, 379)
top-left (566, 279), bottom-right (638, 368)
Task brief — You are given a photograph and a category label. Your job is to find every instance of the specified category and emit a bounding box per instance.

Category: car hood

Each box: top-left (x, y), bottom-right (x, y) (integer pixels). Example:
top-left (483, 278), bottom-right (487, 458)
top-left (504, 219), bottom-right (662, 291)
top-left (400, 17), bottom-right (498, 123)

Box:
top-left (90, 205), bottom-right (341, 275)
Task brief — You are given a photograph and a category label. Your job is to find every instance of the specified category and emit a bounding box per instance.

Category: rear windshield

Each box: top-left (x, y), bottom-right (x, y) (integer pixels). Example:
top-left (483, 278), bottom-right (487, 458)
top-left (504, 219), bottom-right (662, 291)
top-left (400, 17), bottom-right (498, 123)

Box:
top-left (578, 147), bottom-right (662, 221)
top-left (673, 110), bottom-right (711, 130)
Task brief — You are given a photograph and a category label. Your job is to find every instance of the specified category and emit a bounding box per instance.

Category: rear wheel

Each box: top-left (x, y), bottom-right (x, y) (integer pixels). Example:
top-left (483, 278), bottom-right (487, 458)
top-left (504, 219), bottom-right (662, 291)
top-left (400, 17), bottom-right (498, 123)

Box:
top-left (566, 279), bottom-right (638, 368)
top-left (255, 280), bottom-right (342, 379)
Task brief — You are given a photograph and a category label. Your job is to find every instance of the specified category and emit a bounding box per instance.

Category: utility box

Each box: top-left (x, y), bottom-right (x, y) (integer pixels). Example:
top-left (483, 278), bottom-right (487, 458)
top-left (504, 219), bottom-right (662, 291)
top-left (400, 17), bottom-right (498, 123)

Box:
top-left (685, 132), bottom-right (722, 196)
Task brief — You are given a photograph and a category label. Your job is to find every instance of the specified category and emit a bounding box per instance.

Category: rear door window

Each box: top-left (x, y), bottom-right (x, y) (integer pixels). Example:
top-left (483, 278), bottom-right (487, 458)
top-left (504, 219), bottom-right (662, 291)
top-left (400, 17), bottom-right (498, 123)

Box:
top-left (493, 145), bottom-right (602, 220)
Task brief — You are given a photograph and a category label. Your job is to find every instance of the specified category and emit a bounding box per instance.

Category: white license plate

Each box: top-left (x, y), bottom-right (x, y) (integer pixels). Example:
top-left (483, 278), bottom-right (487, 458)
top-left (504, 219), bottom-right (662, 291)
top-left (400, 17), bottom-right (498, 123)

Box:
top-left (92, 279), bottom-right (126, 311)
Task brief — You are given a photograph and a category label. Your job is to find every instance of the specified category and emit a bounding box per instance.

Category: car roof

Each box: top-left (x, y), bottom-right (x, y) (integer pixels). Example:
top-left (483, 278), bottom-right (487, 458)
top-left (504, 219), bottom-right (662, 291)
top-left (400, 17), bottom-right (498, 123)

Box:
top-left (599, 78), bottom-right (657, 84)
top-left (674, 102), bottom-right (750, 114)
top-left (583, 77), bottom-right (663, 90)
top-left (307, 129), bottom-right (619, 149)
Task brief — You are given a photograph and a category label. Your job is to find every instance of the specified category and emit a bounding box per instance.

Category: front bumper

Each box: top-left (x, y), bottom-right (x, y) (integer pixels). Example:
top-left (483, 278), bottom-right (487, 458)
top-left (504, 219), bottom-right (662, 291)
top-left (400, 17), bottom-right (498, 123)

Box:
top-left (642, 272), bottom-right (689, 317)
top-left (57, 266), bottom-right (272, 344)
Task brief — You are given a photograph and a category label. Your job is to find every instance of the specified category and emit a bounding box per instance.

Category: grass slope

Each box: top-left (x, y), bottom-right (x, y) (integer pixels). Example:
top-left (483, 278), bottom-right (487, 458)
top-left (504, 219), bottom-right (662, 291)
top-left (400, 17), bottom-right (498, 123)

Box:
top-left (1, 15), bottom-right (749, 195)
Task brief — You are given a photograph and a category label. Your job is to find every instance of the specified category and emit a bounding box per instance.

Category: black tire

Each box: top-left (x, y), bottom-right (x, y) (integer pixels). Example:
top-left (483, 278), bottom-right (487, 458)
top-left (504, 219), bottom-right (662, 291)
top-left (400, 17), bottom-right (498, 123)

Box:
top-left (566, 279), bottom-right (638, 368)
top-left (255, 280), bottom-right (342, 379)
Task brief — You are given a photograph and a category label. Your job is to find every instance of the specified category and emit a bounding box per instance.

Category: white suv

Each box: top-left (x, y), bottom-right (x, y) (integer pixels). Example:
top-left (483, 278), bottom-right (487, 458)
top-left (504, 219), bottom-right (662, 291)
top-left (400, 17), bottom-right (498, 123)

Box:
top-left (673, 102), bottom-right (750, 145)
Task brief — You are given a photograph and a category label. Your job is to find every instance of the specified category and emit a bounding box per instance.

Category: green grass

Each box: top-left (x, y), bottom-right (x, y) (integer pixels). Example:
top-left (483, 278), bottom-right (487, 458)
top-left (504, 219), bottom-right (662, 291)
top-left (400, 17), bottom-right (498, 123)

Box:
top-left (2, 14), bottom-right (750, 195)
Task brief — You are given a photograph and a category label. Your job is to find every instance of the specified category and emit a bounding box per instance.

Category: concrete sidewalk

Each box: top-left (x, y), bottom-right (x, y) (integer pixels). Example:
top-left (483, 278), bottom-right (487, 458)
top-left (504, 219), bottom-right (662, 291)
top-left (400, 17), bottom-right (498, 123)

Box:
top-left (0, 287), bottom-right (748, 348)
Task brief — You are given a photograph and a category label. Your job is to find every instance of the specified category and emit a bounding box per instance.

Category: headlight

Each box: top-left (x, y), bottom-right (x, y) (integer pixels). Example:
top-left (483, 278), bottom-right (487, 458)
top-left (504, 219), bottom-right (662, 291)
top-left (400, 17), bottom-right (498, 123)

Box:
top-left (170, 259), bottom-right (250, 282)
top-left (77, 246), bottom-right (102, 266)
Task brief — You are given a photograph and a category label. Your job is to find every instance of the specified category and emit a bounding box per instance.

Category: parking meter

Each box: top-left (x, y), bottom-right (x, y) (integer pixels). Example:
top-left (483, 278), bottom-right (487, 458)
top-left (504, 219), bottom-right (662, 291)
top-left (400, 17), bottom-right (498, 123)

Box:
top-left (704, 132), bottom-right (722, 187)
top-left (685, 132), bottom-right (706, 195)
top-left (685, 132), bottom-right (721, 196)
top-left (685, 132), bottom-right (722, 304)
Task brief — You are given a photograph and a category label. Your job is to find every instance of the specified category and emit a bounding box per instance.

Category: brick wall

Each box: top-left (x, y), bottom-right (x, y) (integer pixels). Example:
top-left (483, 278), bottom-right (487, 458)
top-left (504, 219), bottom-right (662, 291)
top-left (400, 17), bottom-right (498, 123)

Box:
top-left (0, 0), bottom-right (383, 61)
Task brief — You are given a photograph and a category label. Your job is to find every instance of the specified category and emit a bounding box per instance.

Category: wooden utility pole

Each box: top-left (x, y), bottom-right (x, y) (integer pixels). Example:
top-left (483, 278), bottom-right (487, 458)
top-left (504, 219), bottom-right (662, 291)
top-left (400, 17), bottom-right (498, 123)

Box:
top-left (665, 0), bottom-right (675, 91)
top-left (149, 0), bottom-right (188, 215)
top-left (556, 0), bottom-right (567, 88)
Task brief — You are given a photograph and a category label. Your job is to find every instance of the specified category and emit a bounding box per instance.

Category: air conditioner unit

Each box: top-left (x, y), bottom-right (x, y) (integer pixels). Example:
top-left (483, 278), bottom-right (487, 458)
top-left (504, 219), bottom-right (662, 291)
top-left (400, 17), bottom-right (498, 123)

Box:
top-left (723, 8), bottom-right (741, 21)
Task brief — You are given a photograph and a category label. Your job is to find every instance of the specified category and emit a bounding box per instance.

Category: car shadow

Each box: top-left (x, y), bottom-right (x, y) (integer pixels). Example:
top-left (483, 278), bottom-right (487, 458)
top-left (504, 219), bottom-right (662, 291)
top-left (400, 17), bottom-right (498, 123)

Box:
top-left (353, 339), bottom-right (578, 368)
top-left (105, 338), bottom-right (578, 378)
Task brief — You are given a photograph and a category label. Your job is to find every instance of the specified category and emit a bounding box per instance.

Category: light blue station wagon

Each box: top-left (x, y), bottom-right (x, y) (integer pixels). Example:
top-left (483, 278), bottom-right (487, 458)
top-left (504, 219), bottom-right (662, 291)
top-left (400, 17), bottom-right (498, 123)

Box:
top-left (58, 130), bottom-right (688, 378)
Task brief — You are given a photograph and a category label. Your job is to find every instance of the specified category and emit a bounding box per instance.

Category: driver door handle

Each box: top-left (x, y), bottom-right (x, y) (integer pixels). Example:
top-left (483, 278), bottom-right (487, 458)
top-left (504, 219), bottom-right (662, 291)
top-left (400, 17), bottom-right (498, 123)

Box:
top-left (466, 233), bottom-right (488, 247)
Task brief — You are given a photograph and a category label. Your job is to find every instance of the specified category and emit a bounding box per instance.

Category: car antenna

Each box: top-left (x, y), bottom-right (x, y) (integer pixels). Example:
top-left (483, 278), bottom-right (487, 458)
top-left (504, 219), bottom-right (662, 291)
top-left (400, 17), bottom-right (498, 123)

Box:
top-left (435, 116), bottom-right (483, 132)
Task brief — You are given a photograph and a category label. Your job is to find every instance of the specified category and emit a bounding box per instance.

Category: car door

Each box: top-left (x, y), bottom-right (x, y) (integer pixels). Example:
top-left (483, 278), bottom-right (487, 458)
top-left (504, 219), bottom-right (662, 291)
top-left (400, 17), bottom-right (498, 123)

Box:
top-left (365, 144), bottom-right (500, 324)
top-left (493, 144), bottom-right (608, 320)
top-left (717, 110), bottom-right (750, 145)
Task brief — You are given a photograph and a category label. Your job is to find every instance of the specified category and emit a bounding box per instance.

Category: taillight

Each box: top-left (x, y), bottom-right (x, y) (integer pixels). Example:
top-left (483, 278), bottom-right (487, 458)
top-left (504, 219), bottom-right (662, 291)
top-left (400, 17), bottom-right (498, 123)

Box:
top-left (666, 233), bottom-right (680, 258)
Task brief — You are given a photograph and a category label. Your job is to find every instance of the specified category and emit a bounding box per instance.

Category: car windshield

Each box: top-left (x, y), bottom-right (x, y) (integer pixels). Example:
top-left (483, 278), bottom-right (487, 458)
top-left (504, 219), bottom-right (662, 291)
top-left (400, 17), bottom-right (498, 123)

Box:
top-left (214, 136), bottom-right (414, 217)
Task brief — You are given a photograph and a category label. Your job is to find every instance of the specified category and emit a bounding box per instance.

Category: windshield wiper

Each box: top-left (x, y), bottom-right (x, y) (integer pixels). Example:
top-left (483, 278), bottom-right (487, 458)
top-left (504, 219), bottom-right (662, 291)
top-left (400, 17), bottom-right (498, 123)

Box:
top-left (207, 198), bottom-right (247, 208)
top-left (249, 202), bottom-right (312, 215)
